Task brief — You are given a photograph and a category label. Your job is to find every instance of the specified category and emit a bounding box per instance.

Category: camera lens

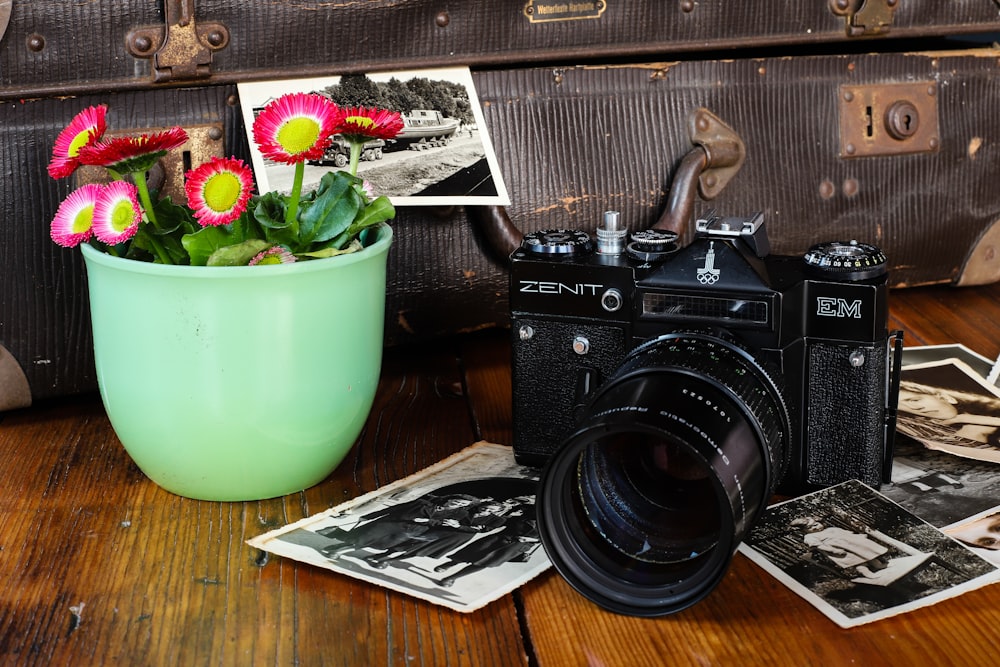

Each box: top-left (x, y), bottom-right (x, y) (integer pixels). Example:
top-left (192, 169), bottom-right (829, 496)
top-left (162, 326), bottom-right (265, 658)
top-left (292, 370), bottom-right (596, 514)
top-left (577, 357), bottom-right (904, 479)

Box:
top-left (536, 332), bottom-right (790, 616)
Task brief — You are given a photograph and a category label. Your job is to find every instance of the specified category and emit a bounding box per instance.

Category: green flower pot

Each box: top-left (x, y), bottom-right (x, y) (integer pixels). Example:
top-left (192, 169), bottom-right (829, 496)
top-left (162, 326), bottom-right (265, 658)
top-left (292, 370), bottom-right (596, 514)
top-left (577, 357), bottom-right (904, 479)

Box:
top-left (81, 225), bottom-right (392, 501)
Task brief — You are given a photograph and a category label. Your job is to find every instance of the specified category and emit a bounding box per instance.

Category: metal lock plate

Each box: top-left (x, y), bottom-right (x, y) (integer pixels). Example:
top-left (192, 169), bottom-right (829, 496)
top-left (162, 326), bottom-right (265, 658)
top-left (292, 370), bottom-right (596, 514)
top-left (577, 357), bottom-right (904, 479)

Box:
top-left (74, 123), bottom-right (225, 204)
top-left (829, 0), bottom-right (899, 37)
top-left (126, 0), bottom-right (229, 82)
top-left (838, 82), bottom-right (939, 158)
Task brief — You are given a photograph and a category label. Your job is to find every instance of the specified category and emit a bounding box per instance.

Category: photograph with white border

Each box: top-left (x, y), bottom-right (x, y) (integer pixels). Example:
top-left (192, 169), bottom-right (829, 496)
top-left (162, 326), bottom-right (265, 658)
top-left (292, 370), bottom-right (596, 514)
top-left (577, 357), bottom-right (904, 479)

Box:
top-left (739, 480), bottom-right (998, 628)
top-left (944, 508), bottom-right (1000, 566)
top-left (237, 67), bottom-right (510, 206)
top-left (896, 357), bottom-right (1000, 464)
top-left (901, 344), bottom-right (996, 382)
top-left (247, 442), bottom-right (547, 613)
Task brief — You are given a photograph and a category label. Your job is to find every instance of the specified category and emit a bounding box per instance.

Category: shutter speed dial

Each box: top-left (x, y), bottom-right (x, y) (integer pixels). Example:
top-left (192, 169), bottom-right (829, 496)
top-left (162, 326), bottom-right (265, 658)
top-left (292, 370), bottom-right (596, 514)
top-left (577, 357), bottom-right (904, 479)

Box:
top-left (803, 240), bottom-right (887, 281)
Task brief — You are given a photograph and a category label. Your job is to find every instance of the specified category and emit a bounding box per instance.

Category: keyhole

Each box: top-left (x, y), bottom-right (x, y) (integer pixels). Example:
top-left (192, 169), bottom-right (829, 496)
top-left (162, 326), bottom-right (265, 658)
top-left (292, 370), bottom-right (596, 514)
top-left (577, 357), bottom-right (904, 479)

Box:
top-left (885, 100), bottom-right (920, 140)
top-left (865, 105), bottom-right (874, 138)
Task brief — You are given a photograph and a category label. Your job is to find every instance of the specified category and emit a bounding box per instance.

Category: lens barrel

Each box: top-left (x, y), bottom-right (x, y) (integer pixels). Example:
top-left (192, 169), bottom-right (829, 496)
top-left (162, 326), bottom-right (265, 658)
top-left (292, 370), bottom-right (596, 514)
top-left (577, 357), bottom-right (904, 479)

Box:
top-left (536, 332), bottom-right (790, 616)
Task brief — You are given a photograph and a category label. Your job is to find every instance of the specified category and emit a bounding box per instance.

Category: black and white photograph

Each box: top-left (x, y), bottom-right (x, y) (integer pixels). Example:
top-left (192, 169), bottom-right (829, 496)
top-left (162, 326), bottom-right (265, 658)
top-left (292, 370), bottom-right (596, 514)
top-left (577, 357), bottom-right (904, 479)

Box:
top-left (901, 343), bottom-right (999, 383)
top-left (237, 67), bottom-right (510, 206)
top-left (943, 508), bottom-right (1000, 566)
top-left (896, 357), bottom-right (1000, 464)
top-left (246, 442), bottom-right (548, 613)
top-left (739, 480), bottom-right (999, 628)
top-left (882, 436), bottom-right (1000, 529)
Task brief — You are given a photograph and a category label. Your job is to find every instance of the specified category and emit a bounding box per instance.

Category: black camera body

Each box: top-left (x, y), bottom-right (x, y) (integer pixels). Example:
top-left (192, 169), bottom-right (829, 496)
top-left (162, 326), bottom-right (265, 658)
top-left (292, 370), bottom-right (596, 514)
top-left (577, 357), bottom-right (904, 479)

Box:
top-left (510, 211), bottom-right (903, 616)
top-left (510, 212), bottom-right (902, 615)
top-left (511, 212), bottom-right (901, 490)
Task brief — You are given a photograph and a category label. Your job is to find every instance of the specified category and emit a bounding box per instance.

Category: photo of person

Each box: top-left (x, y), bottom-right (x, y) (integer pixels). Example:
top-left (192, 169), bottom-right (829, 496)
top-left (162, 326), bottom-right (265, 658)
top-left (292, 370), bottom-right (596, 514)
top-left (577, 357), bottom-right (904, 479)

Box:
top-left (247, 442), bottom-right (548, 613)
top-left (789, 516), bottom-right (931, 586)
top-left (895, 358), bottom-right (1000, 463)
top-left (739, 480), bottom-right (999, 628)
top-left (944, 510), bottom-right (1000, 566)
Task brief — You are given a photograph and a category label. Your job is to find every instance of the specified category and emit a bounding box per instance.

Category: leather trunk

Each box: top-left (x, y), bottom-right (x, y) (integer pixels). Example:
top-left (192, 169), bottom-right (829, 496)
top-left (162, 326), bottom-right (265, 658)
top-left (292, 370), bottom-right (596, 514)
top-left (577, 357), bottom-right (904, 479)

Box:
top-left (1, 1), bottom-right (999, 408)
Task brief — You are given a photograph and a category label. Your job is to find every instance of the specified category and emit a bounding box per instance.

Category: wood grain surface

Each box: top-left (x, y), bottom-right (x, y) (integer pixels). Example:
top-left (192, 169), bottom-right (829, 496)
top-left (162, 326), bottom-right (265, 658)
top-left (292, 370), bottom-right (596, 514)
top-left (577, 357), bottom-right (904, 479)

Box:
top-left (2, 281), bottom-right (1000, 665)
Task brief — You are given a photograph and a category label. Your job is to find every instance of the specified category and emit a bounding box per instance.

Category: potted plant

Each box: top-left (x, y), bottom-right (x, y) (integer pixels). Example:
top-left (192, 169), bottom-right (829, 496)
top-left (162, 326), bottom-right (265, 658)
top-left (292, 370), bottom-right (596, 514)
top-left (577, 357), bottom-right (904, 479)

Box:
top-left (48, 94), bottom-right (403, 501)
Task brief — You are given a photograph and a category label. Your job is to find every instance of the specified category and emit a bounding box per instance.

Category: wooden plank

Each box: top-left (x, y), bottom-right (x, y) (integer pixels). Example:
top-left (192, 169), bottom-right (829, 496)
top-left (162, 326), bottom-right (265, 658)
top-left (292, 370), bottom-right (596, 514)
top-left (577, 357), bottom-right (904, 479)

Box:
top-left (0, 342), bottom-right (528, 665)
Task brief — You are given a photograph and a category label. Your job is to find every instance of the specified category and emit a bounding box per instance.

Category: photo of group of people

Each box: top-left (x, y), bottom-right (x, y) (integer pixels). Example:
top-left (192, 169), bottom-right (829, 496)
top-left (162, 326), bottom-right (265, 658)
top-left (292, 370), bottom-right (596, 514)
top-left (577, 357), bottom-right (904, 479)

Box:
top-left (741, 345), bottom-right (1000, 627)
top-left (247, 443), bottom-right (548, 612)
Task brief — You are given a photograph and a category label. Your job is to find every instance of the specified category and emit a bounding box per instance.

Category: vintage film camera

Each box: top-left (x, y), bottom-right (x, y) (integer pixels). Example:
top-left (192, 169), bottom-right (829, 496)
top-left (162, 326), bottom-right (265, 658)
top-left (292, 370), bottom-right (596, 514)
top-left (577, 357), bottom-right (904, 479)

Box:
top-left (509, 211), bottom-right (902, 616)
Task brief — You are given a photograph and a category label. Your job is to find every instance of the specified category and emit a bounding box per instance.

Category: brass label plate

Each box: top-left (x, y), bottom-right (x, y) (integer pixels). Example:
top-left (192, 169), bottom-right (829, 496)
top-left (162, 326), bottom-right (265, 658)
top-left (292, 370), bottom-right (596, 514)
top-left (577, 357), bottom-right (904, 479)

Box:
top-left (524, 0), bottom-right (607, 22)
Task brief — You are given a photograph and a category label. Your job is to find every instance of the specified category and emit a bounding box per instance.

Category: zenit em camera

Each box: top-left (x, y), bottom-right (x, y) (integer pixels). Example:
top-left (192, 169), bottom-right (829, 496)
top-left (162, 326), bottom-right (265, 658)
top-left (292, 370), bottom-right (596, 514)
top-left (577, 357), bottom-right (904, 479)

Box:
top-left (509, 211), bottom-right (902, 616)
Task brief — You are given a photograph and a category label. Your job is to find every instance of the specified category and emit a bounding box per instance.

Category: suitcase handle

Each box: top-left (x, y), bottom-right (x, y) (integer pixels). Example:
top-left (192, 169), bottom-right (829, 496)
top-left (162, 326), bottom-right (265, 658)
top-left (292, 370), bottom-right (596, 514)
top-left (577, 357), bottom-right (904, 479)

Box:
top-left (470, 107), bottom-right (745, 260)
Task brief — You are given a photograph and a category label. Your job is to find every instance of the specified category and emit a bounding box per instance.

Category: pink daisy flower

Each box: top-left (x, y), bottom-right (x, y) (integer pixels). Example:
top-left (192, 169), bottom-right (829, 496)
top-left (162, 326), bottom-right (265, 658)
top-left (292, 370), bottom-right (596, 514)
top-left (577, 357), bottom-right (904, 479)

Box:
top-left (50, 183), bottom-right (103, 247)
top-left (185, 157), bottom-right (255, 227)
top-left (77, 127), bottom-right (189, 174)
top-left (92, 181), bottom-right (142, 245)
top-left (248, 246), bottom-right (297, 265)
top-left (48, 105), bottom-right (108, 179)
top-left (252, 93), bottom-right (339, 164)
top-left (336, 107), bottom-right (404, 143)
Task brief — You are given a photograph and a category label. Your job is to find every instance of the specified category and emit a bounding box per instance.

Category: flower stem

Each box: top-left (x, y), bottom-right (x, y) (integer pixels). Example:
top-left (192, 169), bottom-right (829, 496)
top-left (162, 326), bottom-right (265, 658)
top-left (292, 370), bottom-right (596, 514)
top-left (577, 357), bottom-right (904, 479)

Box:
top-left (132, 172), bottom-right (161, 232)
top-left (348, 141), bottom-right (363, 177)
top-left (285, 160), bottom-right (305, 235)
top-left (131, 171), bottom-right (173, 264)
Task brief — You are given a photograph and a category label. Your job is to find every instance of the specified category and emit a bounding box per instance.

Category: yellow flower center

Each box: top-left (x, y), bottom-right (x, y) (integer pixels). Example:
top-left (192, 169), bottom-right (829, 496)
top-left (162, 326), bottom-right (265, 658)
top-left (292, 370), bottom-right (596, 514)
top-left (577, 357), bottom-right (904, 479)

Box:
top-left (110, 199), bottom-right (135, 232)
top-left (203, 172), bottom-right (241, 212)
top-left (68, 130), bottom-right (94, 158)
top-left (345, 116), bottom-right (376, 131)
top-left (276, 117), bottom-right (321, 155)
top-left (72, 206), bottom-right (94, 234)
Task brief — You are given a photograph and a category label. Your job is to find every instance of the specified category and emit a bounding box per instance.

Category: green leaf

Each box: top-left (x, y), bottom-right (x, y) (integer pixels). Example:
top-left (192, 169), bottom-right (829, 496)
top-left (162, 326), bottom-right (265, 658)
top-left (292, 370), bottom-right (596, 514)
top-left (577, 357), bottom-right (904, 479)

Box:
top-left (254, 192), bottom-right (291, 230)
top-left (348, 196), bottom-right (396, 238)
top-left (182, 225), bottom-right (238, 266)
top-left (206, 239), bottom-right (273, 266)
top-left (150, 196), bottom-right (196, 235)
top-left (296, 239), bottom-right (363, 259)
top-left (298, 171), bottom-right (362, 247)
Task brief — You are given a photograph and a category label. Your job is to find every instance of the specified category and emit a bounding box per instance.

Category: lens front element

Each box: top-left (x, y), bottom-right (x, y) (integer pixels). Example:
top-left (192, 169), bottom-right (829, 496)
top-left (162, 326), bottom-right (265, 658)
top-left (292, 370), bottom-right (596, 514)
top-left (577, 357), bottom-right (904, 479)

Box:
top-left (537, 333), bottom-right (789, 616)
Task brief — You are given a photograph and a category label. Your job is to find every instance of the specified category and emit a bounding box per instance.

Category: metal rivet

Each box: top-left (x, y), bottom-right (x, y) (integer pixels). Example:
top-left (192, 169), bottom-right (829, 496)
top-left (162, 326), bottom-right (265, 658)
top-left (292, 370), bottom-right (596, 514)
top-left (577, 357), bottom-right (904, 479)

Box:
top-left (435, 11), bottom-right (450, 27)
top-left (208, 127), bottom-right (223, 141)
top-left (849, 350), bottom-right (866, 367)
top-left (206, 31), bottom-right (225, 47)
top-left (843, 178), bottom-right (859, 197)
top-left (131, 34), bottom-right (153, 53)
top-left (845, 143), bottom-right (857, 156)
top-left (679, 0), bottom-right (695, 12)
top-left (519, 325), bottom-right (534, 341)
top-left (572, 336), bottom-right (591, 355)
top-left (26, 34), bottom-right (45, 52)
top-left (819, 180), bottom-right (836, 199)
top-left (843, 90), bottom-right (854, 102)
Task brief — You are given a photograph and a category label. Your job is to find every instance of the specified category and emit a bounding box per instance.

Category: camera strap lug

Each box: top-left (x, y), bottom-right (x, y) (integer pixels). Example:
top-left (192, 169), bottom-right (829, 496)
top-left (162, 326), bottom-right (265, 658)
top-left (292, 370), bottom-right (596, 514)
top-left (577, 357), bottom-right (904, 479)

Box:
top-left (882, 329), bottom-right (904, 483)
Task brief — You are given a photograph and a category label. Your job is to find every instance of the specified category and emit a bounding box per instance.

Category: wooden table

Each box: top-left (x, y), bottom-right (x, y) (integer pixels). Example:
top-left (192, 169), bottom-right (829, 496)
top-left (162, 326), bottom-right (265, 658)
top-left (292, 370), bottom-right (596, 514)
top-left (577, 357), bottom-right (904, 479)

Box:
top-left (3, 281), bottom-right (1000, 666)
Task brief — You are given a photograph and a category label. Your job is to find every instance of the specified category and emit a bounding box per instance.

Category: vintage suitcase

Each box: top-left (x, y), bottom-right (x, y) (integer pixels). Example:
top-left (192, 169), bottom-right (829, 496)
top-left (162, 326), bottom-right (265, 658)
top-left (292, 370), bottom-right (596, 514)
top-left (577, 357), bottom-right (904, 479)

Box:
top-left (2, 1), bottom-right (1000, 409)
